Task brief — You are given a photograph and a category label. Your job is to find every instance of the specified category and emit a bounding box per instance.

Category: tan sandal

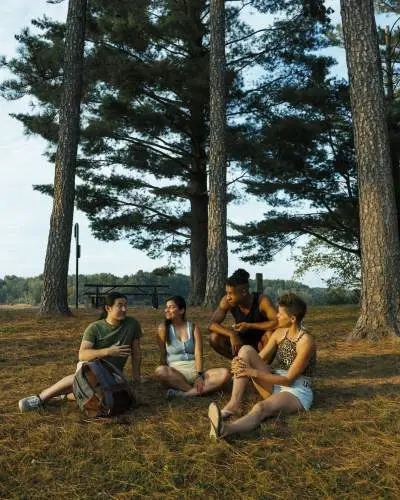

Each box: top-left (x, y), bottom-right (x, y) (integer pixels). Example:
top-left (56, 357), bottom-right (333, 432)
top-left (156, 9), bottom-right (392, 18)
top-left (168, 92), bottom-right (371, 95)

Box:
top-left (208, 402), bottom-right (224, 439)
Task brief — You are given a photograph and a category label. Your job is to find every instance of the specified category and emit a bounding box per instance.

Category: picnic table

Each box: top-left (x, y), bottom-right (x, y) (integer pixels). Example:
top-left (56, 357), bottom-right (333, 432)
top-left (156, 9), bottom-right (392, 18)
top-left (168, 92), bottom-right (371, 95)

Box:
top-left (83, 283), bottom-right (169, 309)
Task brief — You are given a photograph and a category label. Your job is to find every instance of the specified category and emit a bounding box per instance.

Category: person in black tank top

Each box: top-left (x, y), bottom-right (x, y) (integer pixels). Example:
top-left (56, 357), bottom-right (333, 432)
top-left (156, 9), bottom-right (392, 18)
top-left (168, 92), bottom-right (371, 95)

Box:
top-left (209, 269), bottom-right (278, 359)
top-left (231, 292), bottom-right (269, 348)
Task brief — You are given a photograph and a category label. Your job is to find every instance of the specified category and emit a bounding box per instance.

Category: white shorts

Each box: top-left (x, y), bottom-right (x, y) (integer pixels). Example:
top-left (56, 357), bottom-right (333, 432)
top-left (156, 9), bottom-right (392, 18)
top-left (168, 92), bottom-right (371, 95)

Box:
top-left (272, 369), bottom-right (314, 411)
top-left (169, 360), bottom-right (197, 384)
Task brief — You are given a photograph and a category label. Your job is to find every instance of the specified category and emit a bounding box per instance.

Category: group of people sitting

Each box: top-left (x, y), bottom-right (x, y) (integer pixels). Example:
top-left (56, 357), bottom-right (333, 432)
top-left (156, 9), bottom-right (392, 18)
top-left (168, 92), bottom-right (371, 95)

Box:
top-left (18, 268), bottom-right (316, 439)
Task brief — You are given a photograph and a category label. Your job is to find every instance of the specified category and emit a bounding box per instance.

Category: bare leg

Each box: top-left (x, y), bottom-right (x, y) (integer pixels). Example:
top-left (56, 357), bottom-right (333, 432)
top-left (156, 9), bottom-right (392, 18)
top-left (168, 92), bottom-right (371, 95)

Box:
top-left (39, 374), bottom-right (75, 402)
top-left (184, 368), bottom-right (230, 397)
top-left (222, 392), bottom-right (303, 437)
top-left (153, 365), bottom-right (193, 391)
top-left (222, 345), bottom-right (272, 414)
top-left (209, 333), bottom-right (233, 359)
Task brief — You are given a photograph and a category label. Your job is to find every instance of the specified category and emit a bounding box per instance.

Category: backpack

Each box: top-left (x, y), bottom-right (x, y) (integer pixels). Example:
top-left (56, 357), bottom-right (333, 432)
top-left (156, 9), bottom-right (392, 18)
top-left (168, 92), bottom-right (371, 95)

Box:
top-left (72, 359), bottom-right (135, 418)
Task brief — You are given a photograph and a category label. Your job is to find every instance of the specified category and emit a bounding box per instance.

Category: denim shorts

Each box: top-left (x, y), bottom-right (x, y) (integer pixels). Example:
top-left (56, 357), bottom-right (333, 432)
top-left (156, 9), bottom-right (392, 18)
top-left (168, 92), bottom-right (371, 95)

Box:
top-left (272, 369), bottom-right (314, 411)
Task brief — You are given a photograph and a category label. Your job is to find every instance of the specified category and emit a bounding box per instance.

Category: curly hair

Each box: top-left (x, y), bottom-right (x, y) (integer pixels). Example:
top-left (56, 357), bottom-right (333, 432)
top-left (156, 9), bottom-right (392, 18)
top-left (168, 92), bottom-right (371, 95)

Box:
top-left (225, 268), bottom-right (250, 287)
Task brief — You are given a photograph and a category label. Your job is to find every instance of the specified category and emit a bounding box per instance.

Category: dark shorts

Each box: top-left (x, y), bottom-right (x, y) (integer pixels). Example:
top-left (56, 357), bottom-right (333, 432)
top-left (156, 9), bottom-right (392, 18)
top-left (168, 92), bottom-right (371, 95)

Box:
top-left (219, 335), bottom-right (261, 352)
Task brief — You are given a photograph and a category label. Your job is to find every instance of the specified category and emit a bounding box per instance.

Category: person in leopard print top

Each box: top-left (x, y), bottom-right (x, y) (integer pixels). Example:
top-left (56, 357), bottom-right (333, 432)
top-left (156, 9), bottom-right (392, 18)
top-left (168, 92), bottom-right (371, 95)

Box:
top-left (275, 328), bottom-right (316, 377)
top-left (208, 293), bottom-right (317, 439)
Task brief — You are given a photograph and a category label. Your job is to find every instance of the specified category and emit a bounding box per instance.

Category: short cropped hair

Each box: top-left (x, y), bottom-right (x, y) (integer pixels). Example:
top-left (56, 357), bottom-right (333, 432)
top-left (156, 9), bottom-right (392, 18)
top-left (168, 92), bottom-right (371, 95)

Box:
top-left (225, 268), bottom-right (250, 287)
top-left (278, 293), bottom-right (307, 323)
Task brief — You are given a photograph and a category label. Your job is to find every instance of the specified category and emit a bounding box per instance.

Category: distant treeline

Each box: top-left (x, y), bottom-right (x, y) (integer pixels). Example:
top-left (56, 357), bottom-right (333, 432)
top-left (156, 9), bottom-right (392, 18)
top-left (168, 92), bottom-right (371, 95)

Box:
top-left (0, 270), bottom-right (358, 306)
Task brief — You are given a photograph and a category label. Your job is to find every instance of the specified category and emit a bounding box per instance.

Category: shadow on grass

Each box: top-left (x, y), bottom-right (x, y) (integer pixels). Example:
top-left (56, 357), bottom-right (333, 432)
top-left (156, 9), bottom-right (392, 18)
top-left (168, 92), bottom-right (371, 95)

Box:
top-left (315, 381), bottom-right (400, 408)
top-left (224, 379), bottom-right (400, 442)
top-left (38, 379), bottom-right (231, 420)
top-left (318, 353), bottom-right (400, 379)
top-left (6, 352), bottom-right (76, 366)
top-left (308, 312), bottom-right (358, 327)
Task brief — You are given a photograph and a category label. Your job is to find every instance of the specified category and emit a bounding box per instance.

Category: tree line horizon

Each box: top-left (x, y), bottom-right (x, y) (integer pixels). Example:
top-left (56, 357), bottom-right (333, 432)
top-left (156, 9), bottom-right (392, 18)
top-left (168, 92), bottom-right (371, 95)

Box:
top-left (0, 270), bottom-right (358, 307)
top-left (1, 0), bottom-right (400, 339)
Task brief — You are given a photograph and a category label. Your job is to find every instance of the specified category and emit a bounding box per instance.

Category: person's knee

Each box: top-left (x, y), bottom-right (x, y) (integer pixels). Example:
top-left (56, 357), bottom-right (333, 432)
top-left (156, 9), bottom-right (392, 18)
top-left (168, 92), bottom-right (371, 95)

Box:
top-left (250, 401), bottom-right (271, 419)
top-left (220, 367), bottom-right (231, 385)
top-left (238, 344), bottom-right (256, 360)
top-left (154, 365), bottom-right (169, 380)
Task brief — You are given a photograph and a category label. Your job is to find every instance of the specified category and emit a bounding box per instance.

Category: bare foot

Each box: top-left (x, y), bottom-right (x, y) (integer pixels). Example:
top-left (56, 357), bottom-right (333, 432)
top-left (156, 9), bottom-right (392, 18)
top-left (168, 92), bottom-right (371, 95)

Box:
top-left (221, 405), bottom-right (242, 420)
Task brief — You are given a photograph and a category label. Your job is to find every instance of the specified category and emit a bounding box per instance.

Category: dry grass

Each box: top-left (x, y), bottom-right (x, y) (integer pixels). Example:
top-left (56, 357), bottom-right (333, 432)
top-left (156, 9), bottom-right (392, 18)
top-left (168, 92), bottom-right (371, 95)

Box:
top-left (1, 305), bottom-right (400, 499)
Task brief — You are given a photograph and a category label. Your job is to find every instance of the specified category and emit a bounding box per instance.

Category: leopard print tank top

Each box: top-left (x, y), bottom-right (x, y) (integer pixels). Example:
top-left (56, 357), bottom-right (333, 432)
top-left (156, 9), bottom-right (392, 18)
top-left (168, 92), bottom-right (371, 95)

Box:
top-left (275, 329), bottom-right (316, 377)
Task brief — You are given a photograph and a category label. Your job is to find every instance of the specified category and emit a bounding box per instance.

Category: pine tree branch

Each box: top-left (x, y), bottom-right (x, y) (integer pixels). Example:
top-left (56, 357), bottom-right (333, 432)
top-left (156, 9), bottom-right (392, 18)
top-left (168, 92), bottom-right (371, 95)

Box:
top-left (228, 15), bottom-right (303, 72)
top-left (311, 190), bottom-right (356, 235)
top-left (148, 133), bottom-right (191, 158)
top-left (89, 38), bottom-right (149, 65)
top-left (227, 171), bottom-right (248, 186)
top-left (149, 39), bottom-right (189, 57)
top-left (86, 170), bottom-right (191, 200)
top-left (305, 229), bottom-right (359, 255)
top-left (226, 27), bottom-right (284, 47)
top-left (140, 86), bottom-right (193, 139)
top-left (141, 87), bottom-right (185, 109)
top-left (239, 75), bottom-right (288, 96)
top-left (233, 1), bottom-right (254, 15)
top-left (101, 194), bottom-right (190, 239)
top-left (113, 134), bottom-right (191, 169)
top-left (227, 47), bottom-right (274, 68)
top-left (325, 128), bottom-right (356, 200)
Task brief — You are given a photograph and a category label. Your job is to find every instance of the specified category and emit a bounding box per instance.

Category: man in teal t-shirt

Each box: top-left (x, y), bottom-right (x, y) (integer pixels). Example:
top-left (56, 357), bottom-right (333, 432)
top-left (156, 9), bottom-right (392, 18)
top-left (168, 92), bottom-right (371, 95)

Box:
top-left (18, 293), bottom-right (142, 412)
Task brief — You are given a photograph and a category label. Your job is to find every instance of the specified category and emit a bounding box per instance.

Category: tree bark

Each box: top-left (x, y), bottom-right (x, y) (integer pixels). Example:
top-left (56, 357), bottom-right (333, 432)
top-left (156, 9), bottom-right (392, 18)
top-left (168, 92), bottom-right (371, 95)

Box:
top-left (188, 177), bottom-right (208, 305)
top-left (203, 0), bottom-right (228, 308)
top-left (39, 0), bottom-right (87, 316)
top-left (383, 27), bottom-right (400, 237)
top-left (341, 0), bottom-right (400, 339)
top-left (185, 6), bottom-right (209, 306)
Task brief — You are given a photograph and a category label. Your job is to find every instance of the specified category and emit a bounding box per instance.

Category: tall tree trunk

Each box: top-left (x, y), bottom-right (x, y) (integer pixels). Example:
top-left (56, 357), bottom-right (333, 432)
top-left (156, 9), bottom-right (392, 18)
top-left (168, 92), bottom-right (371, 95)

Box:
top-left (188, 180), bottom-right (208, 305)
top-left (185, 2), bottom-right (209, 305)
top-left (39, 0), bottom-right (87, 316)
top-left (383, 26), bottom-right (400, 237)
top-left (341, 0), bottom-right (400, 339)
top-left (203, 0), bottom-right (228, 308)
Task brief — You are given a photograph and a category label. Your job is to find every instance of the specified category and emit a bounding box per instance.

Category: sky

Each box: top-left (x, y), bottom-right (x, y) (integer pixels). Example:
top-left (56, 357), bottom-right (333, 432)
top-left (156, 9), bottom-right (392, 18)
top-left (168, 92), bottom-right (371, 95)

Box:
top-left (0, 1), bottom-right (388, 286)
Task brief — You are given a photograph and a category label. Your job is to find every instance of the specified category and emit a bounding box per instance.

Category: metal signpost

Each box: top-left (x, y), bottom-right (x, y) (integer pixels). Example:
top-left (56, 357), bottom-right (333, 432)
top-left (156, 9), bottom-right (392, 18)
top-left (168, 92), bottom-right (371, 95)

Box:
top-left (74, 222), bottom-right (81, 309)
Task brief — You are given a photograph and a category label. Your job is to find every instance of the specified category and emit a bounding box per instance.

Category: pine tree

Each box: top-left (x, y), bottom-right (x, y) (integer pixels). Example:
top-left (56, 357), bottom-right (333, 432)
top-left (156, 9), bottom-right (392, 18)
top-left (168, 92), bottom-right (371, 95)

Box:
top-left (39, 0), bottom-right (87, 316)
top-left (229, 5), bottom-right (355, 263)
top-left (204, 0), bottom-right (228, 308)
top-left (341, 0), bottom-right (400, 339)
top-left (1, 0), bottom-right (334, 304)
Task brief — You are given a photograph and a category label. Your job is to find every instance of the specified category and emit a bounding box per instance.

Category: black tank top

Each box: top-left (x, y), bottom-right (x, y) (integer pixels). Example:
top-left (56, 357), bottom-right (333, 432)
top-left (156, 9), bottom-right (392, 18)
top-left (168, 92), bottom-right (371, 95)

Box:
top-left (230, 292), bottom-right (267, 349)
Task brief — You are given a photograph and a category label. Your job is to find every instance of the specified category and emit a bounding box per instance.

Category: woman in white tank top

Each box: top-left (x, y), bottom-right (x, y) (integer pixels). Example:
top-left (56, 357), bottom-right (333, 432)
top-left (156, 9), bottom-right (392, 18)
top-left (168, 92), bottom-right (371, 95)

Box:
top-left (153, 296), bottom-right (230, 398)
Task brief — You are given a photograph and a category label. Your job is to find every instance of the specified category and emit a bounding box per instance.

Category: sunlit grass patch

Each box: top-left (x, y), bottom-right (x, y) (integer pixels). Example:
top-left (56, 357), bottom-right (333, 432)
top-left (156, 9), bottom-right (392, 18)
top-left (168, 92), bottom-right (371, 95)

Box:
top-left (1, 305), bottom-right (400, 498)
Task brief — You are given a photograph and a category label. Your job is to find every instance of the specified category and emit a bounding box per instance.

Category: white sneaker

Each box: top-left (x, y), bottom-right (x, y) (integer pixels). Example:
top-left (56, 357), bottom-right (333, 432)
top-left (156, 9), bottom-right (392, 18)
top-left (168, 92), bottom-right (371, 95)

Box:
top-left (18, 395), bottom-right (43, 413)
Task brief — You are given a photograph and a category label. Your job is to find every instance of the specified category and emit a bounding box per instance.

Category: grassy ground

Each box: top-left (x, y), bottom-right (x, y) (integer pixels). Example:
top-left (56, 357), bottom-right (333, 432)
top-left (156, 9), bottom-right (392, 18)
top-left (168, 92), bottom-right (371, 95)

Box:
top-left (1, 305), bottom-right (400, 499)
